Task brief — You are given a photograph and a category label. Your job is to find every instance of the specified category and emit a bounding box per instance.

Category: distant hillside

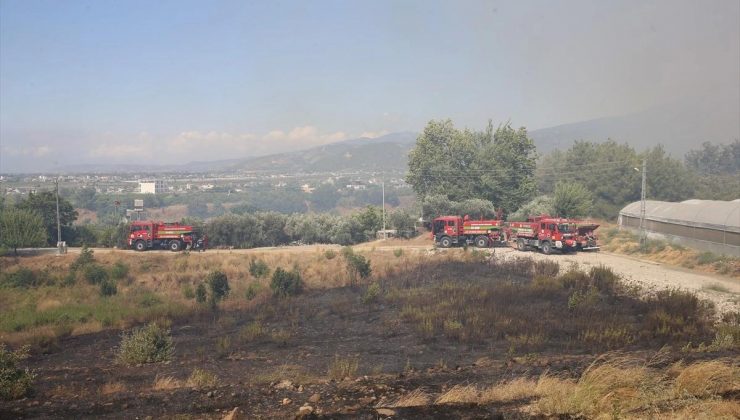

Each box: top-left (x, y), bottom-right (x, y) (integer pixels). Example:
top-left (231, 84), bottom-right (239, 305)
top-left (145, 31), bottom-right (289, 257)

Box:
top-left (226, 131), bottom-right (418, 173)
top-left (530, 94), bottom-right (739, 157)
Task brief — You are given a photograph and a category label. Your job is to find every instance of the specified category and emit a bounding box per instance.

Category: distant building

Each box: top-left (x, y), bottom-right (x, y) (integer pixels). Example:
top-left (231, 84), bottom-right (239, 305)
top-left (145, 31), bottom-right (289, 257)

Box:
top-left (139, 180), bottom-right (166, 194)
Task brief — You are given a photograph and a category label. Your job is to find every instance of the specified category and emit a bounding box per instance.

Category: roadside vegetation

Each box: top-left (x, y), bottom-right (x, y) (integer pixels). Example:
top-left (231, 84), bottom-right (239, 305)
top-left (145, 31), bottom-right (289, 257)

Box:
top-left (599, 226), bottom-right (740, 278)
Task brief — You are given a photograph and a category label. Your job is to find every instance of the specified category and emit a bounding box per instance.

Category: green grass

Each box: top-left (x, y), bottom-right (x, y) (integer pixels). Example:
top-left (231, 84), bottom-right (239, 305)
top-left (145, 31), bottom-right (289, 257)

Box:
top-left (0, 287), bottom-right (186, 333)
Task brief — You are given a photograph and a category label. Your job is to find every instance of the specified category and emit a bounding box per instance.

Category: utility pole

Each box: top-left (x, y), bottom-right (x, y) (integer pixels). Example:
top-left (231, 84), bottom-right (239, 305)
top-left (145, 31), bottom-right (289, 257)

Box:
top-left (639, 159), bottom-right (647, 245)
top-left (55, 176), bottom-right (63, 254)
top-left (381, 180), bottom-right (386, 238)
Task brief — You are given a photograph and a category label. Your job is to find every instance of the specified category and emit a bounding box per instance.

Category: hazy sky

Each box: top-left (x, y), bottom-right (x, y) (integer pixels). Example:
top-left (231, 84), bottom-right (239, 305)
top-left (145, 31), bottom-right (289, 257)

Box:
top-left (1, 0), bottom-right (738, 172)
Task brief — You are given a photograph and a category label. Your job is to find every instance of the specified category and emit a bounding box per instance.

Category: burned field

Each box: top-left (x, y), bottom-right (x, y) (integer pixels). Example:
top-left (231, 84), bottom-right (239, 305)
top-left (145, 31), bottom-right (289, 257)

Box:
top-left (1, 249), bottom-right (739, 419)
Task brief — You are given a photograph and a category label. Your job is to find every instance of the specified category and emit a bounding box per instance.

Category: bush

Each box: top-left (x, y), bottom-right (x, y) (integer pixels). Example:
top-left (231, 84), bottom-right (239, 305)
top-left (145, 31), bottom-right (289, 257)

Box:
top-left (248, 259), bottom-right (270, 278)
top-left (362, 282), bottom-right (381, 304)
top-left (270, 267), bottom-right (303, 297)
top-left (245, 282), bottom-right (261, 300)
top-left (0, 344), bottom-right (35, 400)
top-left (182, 284), bottom-right (195, 299)
top-left (110, 261), bottom-right (129, 280)
top-left (1, 268), bottom-right (38, 288)
top-left (117, 323), bottom-right (174, 365)
top-left (343, 248), bottom-right (372, 284)
top-left (206, 271), bottom-right (230, 307)
top-left (100, 280), bottom-right (117, 296)
top-left (324, 249), bottom-right (337, 260)
top-left (393, 248), bottom-right (404, 258)
top-left (71, 245), bottom-right (95, 271)
top-left (83, 263), bottom-right (108, 285)
top-left (195, 284), bottom-right (207, 303)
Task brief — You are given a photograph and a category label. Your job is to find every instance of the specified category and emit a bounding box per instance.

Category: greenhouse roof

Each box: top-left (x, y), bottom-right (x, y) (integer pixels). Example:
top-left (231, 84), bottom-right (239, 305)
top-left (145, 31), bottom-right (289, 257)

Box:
top-left (620, 199), bottom-right (740, 233)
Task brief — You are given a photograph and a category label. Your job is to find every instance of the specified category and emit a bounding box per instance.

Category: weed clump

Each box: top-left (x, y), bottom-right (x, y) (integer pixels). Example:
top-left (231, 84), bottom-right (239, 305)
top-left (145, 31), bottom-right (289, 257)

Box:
top-left (0, 344), bottom-right (35, 400)
top-left (117, 322), bottom-right (174, 365)
top-left (187, 368), bottom-right (218, 388)
top-left (270, 267), bottom-right (303, 297)
top-left (327, 354), bottom-right (359, 380)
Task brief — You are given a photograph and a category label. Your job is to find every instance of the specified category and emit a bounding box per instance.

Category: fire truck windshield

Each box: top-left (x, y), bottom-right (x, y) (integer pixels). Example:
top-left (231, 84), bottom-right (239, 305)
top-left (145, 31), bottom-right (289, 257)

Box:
top-left (558, 224), bottom-right (574, 232)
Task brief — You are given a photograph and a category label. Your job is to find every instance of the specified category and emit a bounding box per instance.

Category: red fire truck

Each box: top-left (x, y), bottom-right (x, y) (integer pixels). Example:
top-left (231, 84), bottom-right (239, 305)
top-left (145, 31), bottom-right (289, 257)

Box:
top-left (128, 221), bottom-right (206, 252)
top-left (574, 221), bottom-right (600, 251)
top-left (507, 215), bottom-right (583, 254)
top-left (432, 215), bottom-right (507, 248)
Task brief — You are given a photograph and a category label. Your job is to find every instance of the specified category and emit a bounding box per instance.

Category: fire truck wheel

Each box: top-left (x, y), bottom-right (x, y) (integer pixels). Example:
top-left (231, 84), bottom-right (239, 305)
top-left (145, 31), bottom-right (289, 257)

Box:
top-left (541, 241), bottom-right (553, 255)
top-left (134, 240), bottom-right (146, 252)
top-left (475, 236), bottom-right (489, 248)
top-left (439, 236), bottom-right (452, 248)
top-left (517, 238), bottom-right (527, 251)
top-left (169, 241), bottom-right (182, 252)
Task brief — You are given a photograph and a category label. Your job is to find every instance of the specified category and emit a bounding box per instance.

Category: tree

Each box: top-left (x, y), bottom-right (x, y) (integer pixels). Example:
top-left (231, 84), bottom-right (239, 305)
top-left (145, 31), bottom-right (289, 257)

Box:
top-left (553, 182), bottom-right (592, 218)
top-left (507, 196), bottom-right (555, 221)
top-left (474, 122), bottom-right (538, 213)
top-left (407, 119), bottom-right (537, 215)
top-left (0, 208), bottom-right (47, 255)
top-left (206, 271), bottom-right (230, 309)
top-left (16, 191), bottom-right (78, 246)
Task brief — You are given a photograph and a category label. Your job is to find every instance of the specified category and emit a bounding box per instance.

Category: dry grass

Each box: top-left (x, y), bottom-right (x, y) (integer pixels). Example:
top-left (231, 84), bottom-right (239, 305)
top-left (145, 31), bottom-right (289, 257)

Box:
top-left (673, 360), bottom-right (740, 398)
top-left (435, 385), bottom-right (480, 404)
top-left (387, 389), bottom-right (431, 407)
top-left (480, 378), bottom-right (539, 403)
top-left (153, 375), bottom-right (182, 390)
top-left (100, 381), bottom-right (126, 395)
top-left (186, 368), bottom-right (218, 389)
top-left (327, 354), bottom-right (359, 380)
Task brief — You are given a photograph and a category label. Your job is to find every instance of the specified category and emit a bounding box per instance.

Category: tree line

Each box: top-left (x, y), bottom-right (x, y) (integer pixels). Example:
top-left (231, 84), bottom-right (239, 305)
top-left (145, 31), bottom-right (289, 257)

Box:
top-left (406, 119), bottom-right (739, 220)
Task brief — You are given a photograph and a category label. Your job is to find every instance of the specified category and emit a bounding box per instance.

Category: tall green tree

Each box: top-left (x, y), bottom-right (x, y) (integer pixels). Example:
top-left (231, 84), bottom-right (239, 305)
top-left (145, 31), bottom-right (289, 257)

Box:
top-left (553, 182), bottom-right (592, 218)
top-left (407, 119), bottom-right (537, 215)
top-left (474, 122), bottom-right (538, 213)
top-left (0, 208), bottom-right (47, 254)
top-left (16, 191), bottom-right (78, 246)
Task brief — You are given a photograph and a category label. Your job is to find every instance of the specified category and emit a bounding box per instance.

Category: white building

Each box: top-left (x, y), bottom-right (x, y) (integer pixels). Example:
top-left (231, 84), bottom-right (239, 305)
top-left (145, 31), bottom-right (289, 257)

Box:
top-left (139, 180), bottom-right (166, 194)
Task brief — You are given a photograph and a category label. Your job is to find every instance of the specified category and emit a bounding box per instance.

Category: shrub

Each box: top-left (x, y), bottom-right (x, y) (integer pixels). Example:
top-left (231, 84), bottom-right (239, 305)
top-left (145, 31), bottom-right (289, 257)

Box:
top-left (1, 268), bottom-right (38, 288)
top-left (206, 270), bottom-right (230, 308)
top-left (182, 284), bottom-right (195, 299)
top-left (195, 284), bottom-right (207, 304)
top-left (71, 245), bottom-right (95, 270)
top-left (245, 282), bottom-right (261, 300)
top-left (344, 252), bottom-right (372, 284)
top-left (362, 282), bottom-right (381, 304)
top-left (83, 263), bottom-right (108, 285)
top-left (248, 259), bottom-right (270, 279)
top-left (393, 248), bottom-right (404, 258)
top-left (324, 249), bottom-right (337, 260)
top-left (100, 280), bottom-right (117, 297)
top-left (118, 323), bottom-right (174, 365)
top-left (696, 251), bottom-right (722, 265)
top-left (270, 267), bottom-right (303, 297)
top-left (0, 344), bottom-right (35, 400)
top-left (110, 261), bottom-right (129, 280)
